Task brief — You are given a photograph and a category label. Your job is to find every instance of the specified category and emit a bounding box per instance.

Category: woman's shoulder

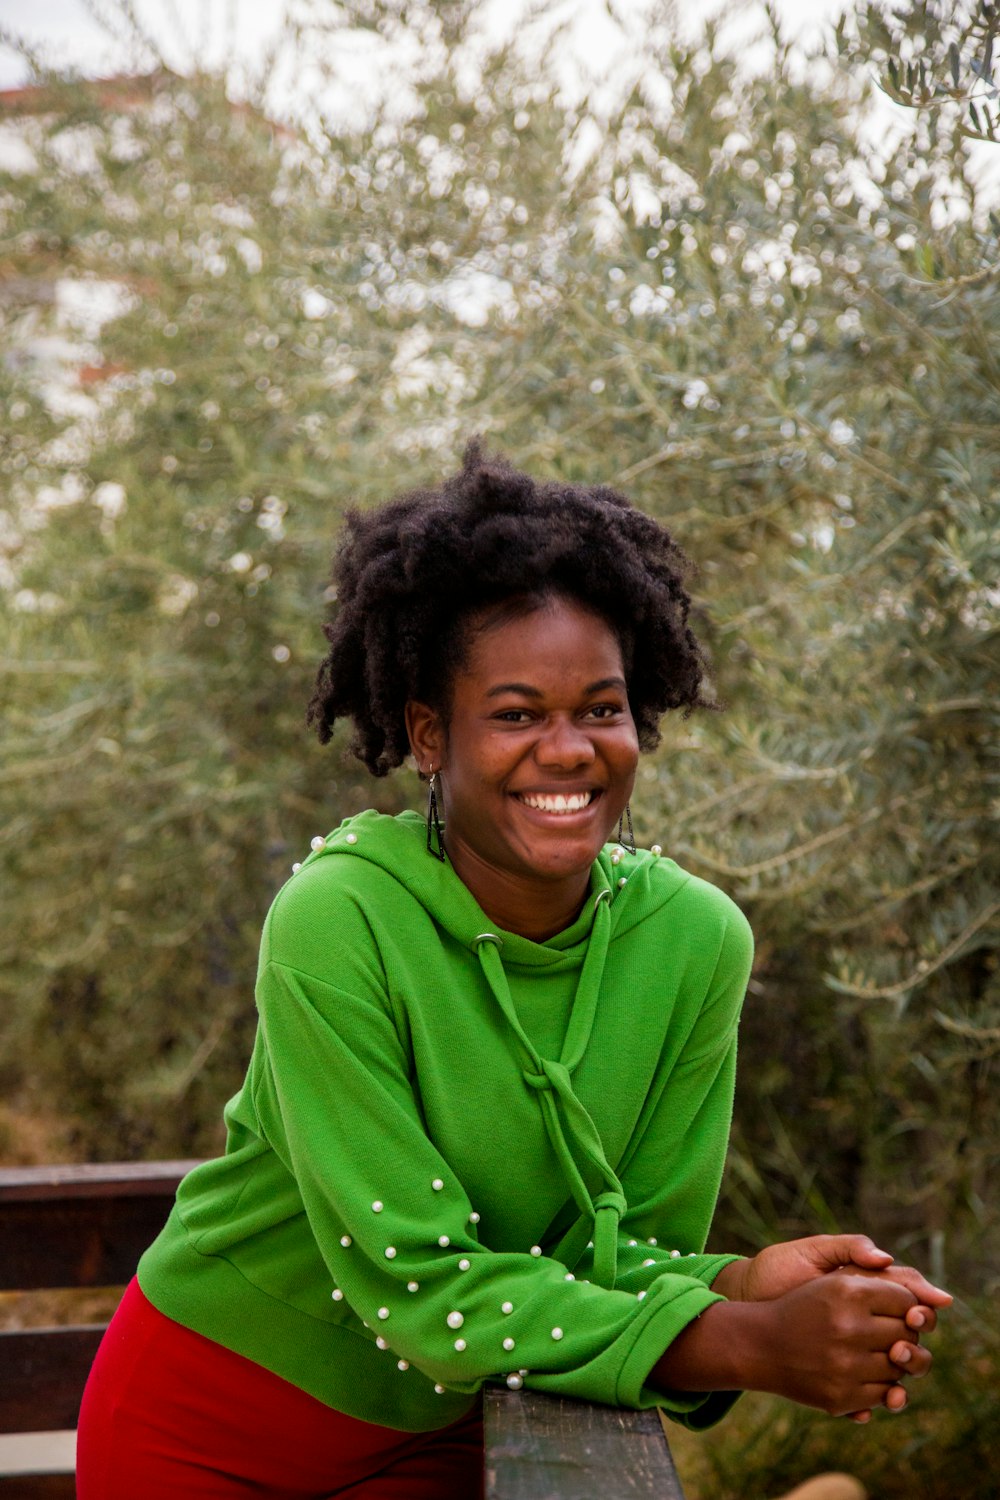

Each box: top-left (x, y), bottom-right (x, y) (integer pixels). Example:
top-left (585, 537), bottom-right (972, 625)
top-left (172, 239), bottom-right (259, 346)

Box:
top-left (615, 846), bottom-right (753, 964)
top-left (261, 809), bottom-right (427, 969)
top-left (665, 858), bottom-right (750, 929)
top-left (612, 843), bottom-right (747, 920)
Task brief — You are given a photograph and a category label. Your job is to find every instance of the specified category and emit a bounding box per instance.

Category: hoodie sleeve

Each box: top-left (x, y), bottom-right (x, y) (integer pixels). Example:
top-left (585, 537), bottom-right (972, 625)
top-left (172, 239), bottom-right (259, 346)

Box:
top-left (252, 954), bottom-right (734, 1416)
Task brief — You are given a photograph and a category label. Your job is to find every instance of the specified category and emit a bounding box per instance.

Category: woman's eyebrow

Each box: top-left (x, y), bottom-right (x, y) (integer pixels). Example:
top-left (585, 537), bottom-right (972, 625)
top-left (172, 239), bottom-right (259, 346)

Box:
top-left (485, 677), bottom-right (627, 699)
top-left (485, 682), bottom-right (543, 699)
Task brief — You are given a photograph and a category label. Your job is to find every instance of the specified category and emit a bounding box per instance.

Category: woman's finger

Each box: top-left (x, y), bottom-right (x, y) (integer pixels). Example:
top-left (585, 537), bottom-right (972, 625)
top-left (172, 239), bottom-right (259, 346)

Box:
top-left (884, 1265), bottom-right (952, 1307)
top-left (867, 1329), bottom-right (915, 1367)
top-left (849, 1278), bottom-right (918, 1320)
top-left (805, 1235), bottom-right (894, 1272)
top-left (890, 1340), bottom-right (932, 1377)
top-left (838, 1235), bottom-right (895, 1269)
top-left (851, 1380), bottom-right (904, 1414)
top-left (830, 1265), bottom-right (951, 1312)
top-left (905, 1304), bottom-right (937, 1333)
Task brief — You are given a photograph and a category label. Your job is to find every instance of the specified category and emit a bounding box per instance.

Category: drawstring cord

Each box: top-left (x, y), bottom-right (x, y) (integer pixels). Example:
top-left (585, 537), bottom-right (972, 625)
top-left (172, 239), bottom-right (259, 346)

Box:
top-left (474, 896), bottom-right (625, 1288)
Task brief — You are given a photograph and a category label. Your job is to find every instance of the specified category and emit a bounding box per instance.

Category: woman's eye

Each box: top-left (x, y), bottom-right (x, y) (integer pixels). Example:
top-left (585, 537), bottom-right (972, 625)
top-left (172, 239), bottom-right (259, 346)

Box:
top-left (493, 704), bottom-right (623, 723)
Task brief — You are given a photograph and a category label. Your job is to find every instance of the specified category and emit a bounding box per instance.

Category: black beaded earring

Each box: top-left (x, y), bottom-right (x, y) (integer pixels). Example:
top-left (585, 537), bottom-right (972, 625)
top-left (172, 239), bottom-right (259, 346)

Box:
top-left (426, 770), bottom-right (446, 861)
top-left (617, 803), bottom-right (636, 856)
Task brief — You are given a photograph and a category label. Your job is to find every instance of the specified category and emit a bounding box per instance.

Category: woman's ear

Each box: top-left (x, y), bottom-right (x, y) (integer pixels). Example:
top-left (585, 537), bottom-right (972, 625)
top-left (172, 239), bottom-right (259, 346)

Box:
top-left (405, 700), bottom-right (446, 775)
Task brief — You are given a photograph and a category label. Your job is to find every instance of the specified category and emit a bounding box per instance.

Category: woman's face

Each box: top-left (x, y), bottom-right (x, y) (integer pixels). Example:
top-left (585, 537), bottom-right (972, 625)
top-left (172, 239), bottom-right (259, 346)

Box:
top-left (407, 595), bottom-right (639, 914)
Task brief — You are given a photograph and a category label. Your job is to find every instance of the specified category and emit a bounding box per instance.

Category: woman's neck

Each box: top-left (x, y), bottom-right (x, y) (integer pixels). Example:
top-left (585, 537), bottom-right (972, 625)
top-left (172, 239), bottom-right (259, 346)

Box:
top-left (447, 844), bottom-right (592, 942)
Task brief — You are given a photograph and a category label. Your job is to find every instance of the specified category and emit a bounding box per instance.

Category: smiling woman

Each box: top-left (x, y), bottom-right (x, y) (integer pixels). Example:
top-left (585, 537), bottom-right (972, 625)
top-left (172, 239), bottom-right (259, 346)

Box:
top-left (76, 441), bottom-right (951, 1499)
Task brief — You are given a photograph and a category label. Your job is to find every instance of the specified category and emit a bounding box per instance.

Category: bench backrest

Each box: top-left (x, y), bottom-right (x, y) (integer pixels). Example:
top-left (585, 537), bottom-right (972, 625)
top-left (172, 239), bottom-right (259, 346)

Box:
top-left (0, 1157), bottom-right (197, 1493)
top-left (0, 1163), bottom-right (684, 1498)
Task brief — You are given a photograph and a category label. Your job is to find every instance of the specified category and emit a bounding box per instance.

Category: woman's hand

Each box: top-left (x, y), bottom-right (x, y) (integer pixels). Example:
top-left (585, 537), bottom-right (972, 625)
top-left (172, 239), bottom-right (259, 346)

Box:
top-left (653, 1271), bottom-right (925, 1418)
top-left (713, 1236), bottom-right (949, 1335)
top-left (712, 1235), bottom-right (949, 1317)
top-left (824, 1263), bottom-right (948, 1420)
top-left (711, 1236), bottom-right (951, 1417)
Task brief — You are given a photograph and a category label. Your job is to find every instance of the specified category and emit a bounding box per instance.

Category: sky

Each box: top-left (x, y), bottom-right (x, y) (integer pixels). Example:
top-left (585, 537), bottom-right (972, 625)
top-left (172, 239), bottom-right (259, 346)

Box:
top-left (0, 0), bottom-right (994, 199)
top-left (0, 0), bottom-right (852, 105)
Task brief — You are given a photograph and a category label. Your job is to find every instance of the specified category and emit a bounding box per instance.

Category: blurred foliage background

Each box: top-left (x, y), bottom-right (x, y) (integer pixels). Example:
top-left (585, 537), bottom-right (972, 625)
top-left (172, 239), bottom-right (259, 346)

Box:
top-left (1, 1), bottom-right (997, 1493)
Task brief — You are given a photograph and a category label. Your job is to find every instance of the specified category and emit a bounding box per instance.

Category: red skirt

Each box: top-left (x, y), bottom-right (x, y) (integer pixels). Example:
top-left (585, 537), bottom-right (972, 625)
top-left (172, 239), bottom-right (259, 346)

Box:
top-left (77, 1279), bottom-right (484, 1499)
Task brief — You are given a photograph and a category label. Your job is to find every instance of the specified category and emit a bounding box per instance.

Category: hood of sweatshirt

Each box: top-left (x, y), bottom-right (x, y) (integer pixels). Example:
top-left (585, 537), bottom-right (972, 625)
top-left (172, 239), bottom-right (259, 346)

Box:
top-left (299, 809), bottom-right (693, 1288)
top-left (310, 809), bottom-right (689, 950)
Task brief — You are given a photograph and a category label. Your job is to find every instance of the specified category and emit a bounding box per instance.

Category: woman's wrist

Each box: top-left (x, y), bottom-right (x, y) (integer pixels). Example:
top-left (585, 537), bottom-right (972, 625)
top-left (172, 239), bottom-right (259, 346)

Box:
top-left (649, 1299), bottom-right (768, 1395)
top-left (709, 1256), bottom-right (750, 1301)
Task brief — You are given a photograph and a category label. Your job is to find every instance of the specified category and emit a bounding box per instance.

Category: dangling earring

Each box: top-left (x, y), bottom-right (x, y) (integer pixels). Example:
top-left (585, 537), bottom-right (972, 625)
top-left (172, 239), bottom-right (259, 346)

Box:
top-left (426, 770), bottom-right (446, 861)
top-left (617, 803), bottom-right (636, 856)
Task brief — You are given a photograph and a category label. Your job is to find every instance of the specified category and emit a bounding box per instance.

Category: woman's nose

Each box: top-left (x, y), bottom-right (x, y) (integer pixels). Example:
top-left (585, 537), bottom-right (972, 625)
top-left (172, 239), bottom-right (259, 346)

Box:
top-left (534, 718), bottom-right (596, 767)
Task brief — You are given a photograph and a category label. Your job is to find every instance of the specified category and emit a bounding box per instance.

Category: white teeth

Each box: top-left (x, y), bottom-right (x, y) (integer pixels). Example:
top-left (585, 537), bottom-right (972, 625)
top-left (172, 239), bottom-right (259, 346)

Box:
top-left (518, 792), bottom-right (593, 813)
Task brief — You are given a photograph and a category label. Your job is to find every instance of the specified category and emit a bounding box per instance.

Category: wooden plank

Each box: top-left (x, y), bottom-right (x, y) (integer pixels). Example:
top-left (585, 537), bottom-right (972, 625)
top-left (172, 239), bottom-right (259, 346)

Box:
top-left (0, 1193), bottom-right (176, 1290)
top-left (0, 1161), bottom-right (199, 1203)
top-left (0, 1478), bottom-right (76, 1499)
top-left (484, 1388), bottom-right (685, 1499)
top-left (0, 1165), bottom-right (198, 1291)
top-left (0, 1327), bottom-right (104, 1434)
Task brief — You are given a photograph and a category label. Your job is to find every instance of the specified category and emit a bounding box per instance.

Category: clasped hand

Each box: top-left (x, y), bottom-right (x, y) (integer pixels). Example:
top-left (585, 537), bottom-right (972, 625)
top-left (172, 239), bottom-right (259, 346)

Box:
top-left (712, 1234), bottom-right (952, 1420)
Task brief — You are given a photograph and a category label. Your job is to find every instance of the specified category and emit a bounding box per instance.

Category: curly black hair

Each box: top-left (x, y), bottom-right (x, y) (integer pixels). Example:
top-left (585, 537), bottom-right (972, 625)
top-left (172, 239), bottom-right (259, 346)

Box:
top-left (307, 440), bottom-right (713, 776)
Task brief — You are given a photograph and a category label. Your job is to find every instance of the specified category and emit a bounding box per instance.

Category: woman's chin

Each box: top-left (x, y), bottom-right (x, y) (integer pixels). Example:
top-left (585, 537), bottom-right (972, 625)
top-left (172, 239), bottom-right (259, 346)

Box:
top-left (511, 829), bottom-right (614, 883)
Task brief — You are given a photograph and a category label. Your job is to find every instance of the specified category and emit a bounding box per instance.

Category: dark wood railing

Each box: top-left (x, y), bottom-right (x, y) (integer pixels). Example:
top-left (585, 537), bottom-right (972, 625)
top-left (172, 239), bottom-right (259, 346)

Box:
top-left (0, 1164), bottom-right (684, 1498)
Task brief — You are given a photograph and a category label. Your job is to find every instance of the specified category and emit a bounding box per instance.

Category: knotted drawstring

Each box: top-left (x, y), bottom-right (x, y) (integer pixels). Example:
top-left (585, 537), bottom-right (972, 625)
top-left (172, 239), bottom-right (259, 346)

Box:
top-left (475, 895), bottom-right (625, 1288)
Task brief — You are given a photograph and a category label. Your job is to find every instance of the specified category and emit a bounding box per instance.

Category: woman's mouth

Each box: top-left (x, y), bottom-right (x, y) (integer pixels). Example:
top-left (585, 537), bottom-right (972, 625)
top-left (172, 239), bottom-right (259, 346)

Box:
top-left (513, 791), bottom-right (598, 814)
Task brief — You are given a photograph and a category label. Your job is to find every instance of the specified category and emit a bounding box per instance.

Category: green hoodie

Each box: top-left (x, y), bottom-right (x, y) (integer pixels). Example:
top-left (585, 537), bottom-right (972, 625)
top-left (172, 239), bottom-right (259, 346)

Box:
top-left (138, 809), bottom-right (753, 1433)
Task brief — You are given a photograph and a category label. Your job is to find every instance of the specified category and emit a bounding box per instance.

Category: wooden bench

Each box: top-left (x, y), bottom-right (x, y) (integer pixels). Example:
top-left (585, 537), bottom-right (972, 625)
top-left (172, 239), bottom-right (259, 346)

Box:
top-left (0, 1164), bottom-right (685, 1498)
top-left (0, 1161), bottom-right (200, 1498)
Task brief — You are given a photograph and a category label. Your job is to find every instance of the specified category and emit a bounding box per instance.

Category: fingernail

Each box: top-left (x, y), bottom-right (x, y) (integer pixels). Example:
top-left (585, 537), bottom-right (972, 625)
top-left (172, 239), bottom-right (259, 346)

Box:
top-left (895, 1346), bottom-right (911, 1363)
top-left (910, 1312), bottom-right (925, 1328)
